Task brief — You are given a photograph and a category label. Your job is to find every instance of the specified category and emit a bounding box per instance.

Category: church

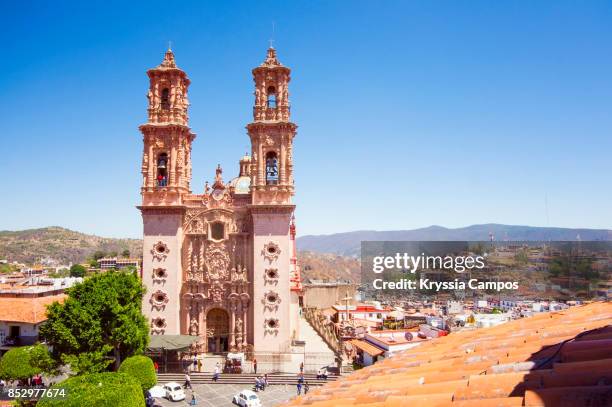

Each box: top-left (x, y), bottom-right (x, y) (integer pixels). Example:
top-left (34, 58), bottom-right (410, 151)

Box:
top-left (138, 47), bottom-right (303, 355)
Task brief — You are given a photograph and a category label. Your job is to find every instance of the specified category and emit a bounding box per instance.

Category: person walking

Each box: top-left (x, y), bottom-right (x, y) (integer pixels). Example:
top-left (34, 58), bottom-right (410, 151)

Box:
top-left (197, 358), bottom-right (202, 373)
top-left (153, 361), bottom-right (159, 373)
top-left (296, 380), bottom-right (302, 395)
top-left (213, 362), bottom-right (220, 382)
top-left (304, 381), bottom-right (310, 394)
top-left (253, 358), bottom-right (257, 374)
top-left (184, 372), bottom-right (192, 390)
top-left (299, 362), bottom-right (304, 373)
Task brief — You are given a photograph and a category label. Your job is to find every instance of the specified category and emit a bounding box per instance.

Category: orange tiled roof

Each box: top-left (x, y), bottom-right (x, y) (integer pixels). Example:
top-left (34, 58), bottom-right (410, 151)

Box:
top-left (285, 302), bottom-right (612, 407)
top-left (350, 339), bottom-right (384, 356)
top-left (0, 294), bottom-right (66, 324)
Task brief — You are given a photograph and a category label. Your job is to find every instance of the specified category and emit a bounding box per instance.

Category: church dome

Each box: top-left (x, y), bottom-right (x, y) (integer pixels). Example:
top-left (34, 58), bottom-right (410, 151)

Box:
top-left (229, 175), bottom-right (251, 194)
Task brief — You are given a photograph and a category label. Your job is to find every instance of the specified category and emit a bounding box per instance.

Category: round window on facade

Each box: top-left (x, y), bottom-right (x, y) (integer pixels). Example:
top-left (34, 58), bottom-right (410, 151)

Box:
top-left (267, 319), bottom-right (278, 329)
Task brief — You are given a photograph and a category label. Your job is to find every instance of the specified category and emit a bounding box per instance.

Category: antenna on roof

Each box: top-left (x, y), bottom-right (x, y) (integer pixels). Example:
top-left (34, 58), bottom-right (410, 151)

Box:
top-left (168, 40), bottom-right (172, 51)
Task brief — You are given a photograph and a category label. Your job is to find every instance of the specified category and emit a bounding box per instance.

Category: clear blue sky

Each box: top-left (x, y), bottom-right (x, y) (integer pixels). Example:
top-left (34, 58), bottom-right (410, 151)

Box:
top-left (2, 1), bottom-right (611, 238)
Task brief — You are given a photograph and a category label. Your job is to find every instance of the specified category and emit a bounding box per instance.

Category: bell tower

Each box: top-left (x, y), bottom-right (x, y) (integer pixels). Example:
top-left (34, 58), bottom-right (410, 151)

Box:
top-left (248, 47), bottom-right (299, 352)
top-left (140, 48), bottom-right (195, 204)
top-left (248, 47), bottom-right (297, 205)
top-left (139, 49), bottom-right (195, 335)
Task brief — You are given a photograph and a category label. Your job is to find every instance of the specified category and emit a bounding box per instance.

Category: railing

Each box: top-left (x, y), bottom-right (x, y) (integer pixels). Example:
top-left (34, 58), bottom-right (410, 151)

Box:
top-left (303, 307), bottom-right (343, 356)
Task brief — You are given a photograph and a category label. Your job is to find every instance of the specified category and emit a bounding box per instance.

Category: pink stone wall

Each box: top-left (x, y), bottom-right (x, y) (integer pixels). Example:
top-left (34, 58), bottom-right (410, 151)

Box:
top-left (142, 212), bottom-right (183, 335)
top-left (251, 212), bottom-right (293, 352)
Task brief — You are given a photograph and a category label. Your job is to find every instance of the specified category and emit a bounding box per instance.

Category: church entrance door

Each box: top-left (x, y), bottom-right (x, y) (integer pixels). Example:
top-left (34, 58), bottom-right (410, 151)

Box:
top-left (206, 308), bottom-right (230, 354)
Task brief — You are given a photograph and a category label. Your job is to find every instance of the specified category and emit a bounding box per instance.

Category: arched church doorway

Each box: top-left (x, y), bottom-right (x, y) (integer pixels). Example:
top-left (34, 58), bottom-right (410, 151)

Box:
top-left (207, 308), bottom-right (229, 354)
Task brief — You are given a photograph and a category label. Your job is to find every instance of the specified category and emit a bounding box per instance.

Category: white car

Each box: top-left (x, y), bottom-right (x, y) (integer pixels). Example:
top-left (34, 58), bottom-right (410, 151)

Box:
top-left (163, 382), bottom-right (186, 402)
top-left (233, 389), bottom-right (262, 407)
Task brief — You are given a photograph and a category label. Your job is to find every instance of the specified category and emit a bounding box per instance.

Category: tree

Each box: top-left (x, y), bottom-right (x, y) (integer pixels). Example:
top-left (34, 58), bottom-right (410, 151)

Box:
top-left (108, 251), bottom-right (118, 258)
top-left (40, 271), bottom-right (149, 372)
top-left (37, 372), bottom-right (145, 407)
top-left (69, 264), bottom-right (87, 278)
top-left (0, 344), bottom-right (56, 381)
top-left (91, 251), bottom-right (107, 261)
top-left (118, 355), bottom-right (156, 392)
top-left (121, 249), bottom-right (131, 258)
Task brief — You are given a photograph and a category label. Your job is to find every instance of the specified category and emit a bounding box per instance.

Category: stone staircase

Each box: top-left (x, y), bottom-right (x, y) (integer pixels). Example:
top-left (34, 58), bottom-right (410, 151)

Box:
top-left (157, 372), bottom-right (338, 386)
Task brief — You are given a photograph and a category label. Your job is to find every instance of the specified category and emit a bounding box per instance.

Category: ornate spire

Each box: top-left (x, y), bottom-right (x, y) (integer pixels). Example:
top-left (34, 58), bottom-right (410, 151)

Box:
top-left (261, 47), bottom-right (282, 67)
top-left (212, 164), bottom-right (225, 189)
top-left (159, 49), bottom-right (177, 69)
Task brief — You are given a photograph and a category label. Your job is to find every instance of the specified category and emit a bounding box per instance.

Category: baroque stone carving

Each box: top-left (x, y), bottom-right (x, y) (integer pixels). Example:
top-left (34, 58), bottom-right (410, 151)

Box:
top-left (152, 268), bottom-right (167, 283)
top-left (151, 317), bottom-right (167, 335)
top-left (263, 290), bottom-right (282, 311)
top-left (150, 290), bottom-right (169, 310)
top-left (264, 318), bottom-right (279, 334)
top-left (205, 243), bottom-right (230, 281)
top-left (262, 241), bottom-right (281, 263)
top-left (209, 282), bottom-right (225, 304)
top-left (151, 241), bottom-right (169, 261)
top-left (189, 317), bottom-right (199, 336)
top-left (231, 265), bottom-right (248, 284)
top-left (264, 268), bottom-right (279, 285)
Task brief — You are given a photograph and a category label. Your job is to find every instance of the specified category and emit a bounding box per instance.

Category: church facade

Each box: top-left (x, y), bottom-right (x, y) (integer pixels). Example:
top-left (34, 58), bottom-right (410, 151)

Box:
top-left (139, 47), bottom-right (302, 354)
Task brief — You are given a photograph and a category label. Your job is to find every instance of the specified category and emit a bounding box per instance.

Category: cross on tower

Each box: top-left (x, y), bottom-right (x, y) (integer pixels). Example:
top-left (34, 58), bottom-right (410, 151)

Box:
top-left (269, 21), bottom-right (275, 48)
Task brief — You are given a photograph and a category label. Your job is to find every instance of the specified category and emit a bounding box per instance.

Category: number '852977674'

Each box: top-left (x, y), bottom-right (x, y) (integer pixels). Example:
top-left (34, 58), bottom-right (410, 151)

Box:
top-left (1, 387), bottom-right (67, 400)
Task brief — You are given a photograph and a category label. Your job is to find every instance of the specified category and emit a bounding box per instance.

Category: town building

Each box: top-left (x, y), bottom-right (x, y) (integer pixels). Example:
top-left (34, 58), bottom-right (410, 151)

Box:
top-left (138, 47), bottom-right (302, 355)
top-left (332, 302), bottom-right (391, 325)
top-left (302, 280), bottom-right (357, 309)
top-left (0, 279), bottom-right (75, 355)
top-left (97, 257), bottom-right (141, 271)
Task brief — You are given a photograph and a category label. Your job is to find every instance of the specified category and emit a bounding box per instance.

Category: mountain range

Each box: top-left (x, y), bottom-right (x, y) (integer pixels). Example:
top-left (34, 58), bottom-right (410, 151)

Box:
top-left (1, 224), bottom-right (610, 278)
top-left (296, 224), bottom-right (612, 257)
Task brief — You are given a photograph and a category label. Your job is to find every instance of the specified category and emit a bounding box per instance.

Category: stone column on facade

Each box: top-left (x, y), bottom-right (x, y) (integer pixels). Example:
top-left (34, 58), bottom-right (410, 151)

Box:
top-left (202, 313), bottom-right (207, 351)
top-left (184, 301), bottom-right (191, 335)
top-left (230, 308), bottom-right (236, 350)
top-left (148, 142), bottom-right (155, 188)
top-left (169, 144), bottom-right (176, 188)
top-left (280, 140), bottom-right (286, 185)
top-left (258, 141), bottom-right (264, 186)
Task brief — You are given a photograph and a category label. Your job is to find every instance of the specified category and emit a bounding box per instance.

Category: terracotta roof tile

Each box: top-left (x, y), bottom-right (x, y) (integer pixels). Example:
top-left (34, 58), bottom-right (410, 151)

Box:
top-left (0, 294), bottom-right (66, 324)
top-left (282, 302), bottom-right (612, 406)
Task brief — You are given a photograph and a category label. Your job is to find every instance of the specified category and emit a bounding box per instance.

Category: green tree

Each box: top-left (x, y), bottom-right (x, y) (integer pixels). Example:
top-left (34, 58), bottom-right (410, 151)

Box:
top-left (92, 251), bottom-right (107, 260)
top-left (121, 249), bottom-right (131, 258)
top-left (118, 355), bottom-right (156, 392)
top-left (0, 344), bottom-right (56, 381)
top-left (69, 264), bottom-right (87, 278)
top-left (40, 271), bottom-right (149, 372)
top-left (37, 372), bottom-right (145, 407)
top-left (108, 251), bottom-right (118, 258)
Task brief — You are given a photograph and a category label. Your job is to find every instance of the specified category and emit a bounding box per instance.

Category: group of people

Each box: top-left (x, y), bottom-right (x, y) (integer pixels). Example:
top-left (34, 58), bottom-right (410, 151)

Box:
top-left (253, 374), bottom-right (268, 391)
top-left (296, 373), bottom-right (310, 395)
top-left (182, 359), bottom-right (330, 399)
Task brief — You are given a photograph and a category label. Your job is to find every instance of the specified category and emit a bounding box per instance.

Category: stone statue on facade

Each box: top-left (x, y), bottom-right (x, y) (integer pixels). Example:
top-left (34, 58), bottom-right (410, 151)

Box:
top-left (189, 317), bottom-right (199, 336)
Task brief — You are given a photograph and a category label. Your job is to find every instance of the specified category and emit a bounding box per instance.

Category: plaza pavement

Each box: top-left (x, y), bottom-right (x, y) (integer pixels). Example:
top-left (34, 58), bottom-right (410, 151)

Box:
top-left (154, 383), bottom-right (300, 407)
